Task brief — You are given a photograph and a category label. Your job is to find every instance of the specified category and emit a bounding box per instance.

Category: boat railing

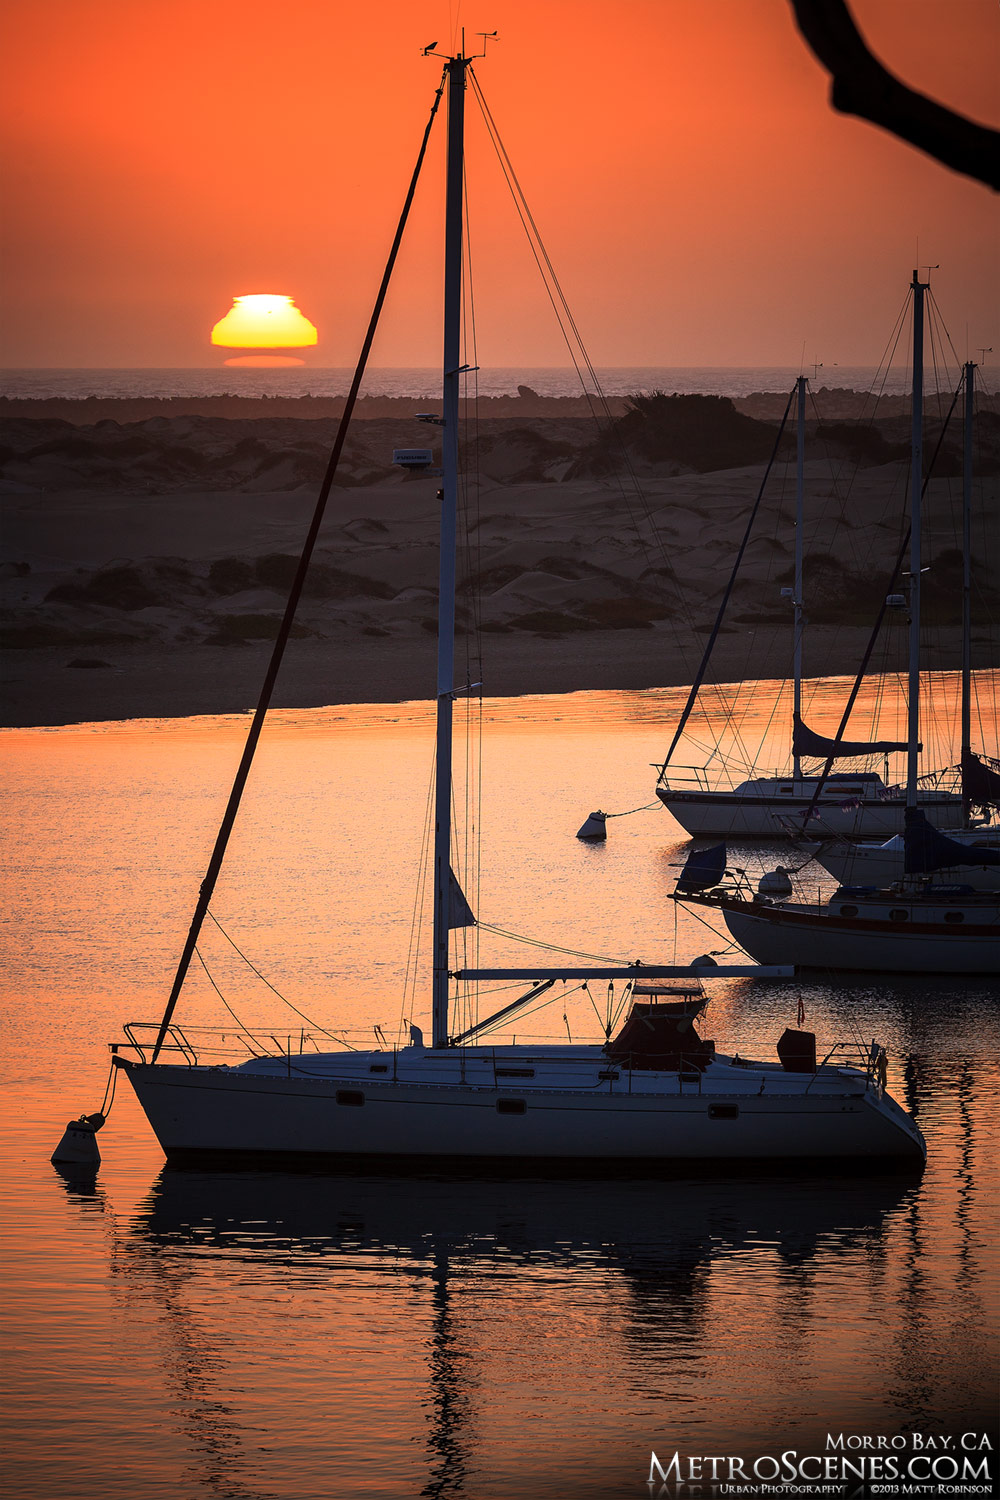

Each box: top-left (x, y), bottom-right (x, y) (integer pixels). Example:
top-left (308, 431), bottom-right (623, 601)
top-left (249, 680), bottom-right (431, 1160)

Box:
top-left (116, 1023), bottom-right (370, 1066)
top-left (917, 765), bottom-right (963, 795)
top-left (655, 765), bottom-right (718, 793)
top-left (702, 868), bottom-right (759, 900)
top-left (809, 1039), bottom-right (889, 1094)
top-left (112, 1025), bottom-right (889, 1095)
top-left (121, 1022), bottom-right (199, 1065)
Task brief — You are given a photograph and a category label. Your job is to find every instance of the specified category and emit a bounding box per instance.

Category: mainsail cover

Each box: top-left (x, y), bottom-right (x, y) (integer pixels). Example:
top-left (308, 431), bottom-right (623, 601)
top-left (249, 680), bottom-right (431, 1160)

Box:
top-left (903, 808), bottom-right (1000, 874)
top-left (792, 712), bottom-right (913, 761)
top-left (962, 750), bottom-right (1000, 812)
top-left (677, 843), bottom-right (727, 891)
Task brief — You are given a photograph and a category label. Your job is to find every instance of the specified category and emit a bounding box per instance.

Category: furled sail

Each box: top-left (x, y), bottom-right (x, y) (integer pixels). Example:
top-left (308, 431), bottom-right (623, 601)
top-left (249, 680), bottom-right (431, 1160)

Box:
top-left (792, 712), bottom-right (913, 761)
top-left (449, 868), bottom-right (476, 928)
top-left (676, 843), bottom-right (727, 891)
top-left (903, 808), bottom-right (1000, 875)
top-left (962, 750), bottom-right (1000, 812)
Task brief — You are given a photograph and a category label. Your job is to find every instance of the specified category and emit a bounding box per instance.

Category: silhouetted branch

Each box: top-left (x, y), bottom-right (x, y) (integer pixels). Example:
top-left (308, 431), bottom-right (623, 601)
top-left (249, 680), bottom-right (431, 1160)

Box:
top-left (790, 0), bottom-right (1000, 191)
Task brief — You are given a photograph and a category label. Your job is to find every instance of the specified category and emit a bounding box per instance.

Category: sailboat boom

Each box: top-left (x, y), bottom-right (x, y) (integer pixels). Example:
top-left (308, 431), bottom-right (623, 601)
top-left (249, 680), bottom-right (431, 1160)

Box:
top-left (453, 965), bottom-right (794, 980)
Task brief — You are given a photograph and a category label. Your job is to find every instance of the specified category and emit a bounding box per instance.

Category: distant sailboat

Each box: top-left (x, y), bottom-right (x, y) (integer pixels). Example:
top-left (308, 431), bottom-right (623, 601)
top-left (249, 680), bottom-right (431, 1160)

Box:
top-left (674, 279), bottom-right (1000, 975)
top-left (654, 376), bottom-right (964, 840)
top-left (808, 361), bottom-right (999, 890)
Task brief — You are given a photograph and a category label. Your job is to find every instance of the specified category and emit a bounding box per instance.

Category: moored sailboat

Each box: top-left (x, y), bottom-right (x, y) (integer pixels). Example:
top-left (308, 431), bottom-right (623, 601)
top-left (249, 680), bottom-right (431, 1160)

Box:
top-left (654, 375), bottom-right (963, 841)
top-left (89, 48), bottom-right (923, 1168)
top-left (807, 361), bottom-right (999, 889)
top-left (673, 280), bottom-right (1000, 975)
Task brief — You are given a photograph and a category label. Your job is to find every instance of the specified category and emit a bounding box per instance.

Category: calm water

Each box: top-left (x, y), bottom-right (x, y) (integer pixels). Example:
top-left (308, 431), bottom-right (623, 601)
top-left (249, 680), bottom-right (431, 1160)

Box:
top-left (2, 678), bottom-right (998, 1499)
top-left (0, 365), bottom-right (959, 401)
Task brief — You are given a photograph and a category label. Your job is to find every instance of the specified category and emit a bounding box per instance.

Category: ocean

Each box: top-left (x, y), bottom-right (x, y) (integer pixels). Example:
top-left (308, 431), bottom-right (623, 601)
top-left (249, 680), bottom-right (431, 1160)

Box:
top-left (0, 364), bottom-right (974, 402)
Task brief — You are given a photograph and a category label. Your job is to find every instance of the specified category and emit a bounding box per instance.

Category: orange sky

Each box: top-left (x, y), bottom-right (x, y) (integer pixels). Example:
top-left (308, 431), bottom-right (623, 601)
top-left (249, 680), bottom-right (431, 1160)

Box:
top-left (1, 0), bottom-right (997, 369)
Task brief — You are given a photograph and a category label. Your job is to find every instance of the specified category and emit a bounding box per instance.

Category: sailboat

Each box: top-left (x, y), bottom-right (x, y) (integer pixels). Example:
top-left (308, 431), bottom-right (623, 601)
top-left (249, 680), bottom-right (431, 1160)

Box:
top-left (674, 279), bottom-right (1000, 974)
top-left (93, 48), bottom-right (923, 1167)
top-left (807, 360), bottom-right (999, 890)
top-left (654, 377), bottom-right (964, 840)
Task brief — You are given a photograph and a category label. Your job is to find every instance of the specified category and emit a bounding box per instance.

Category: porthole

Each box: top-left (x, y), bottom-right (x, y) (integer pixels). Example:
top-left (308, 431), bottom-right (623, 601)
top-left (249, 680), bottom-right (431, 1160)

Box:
top-left (889, 909), bottom-right (908, 923)
top-left (336, 1090), bottom-right (365, 1107)
top-left (839, 904), bottom-right (858, 918)
top-left (497, 1098), bottom-right (527, 1115)
top-left (708, 1104), bottom-right (739, 1120)
top-left (944, 911), bottom-right (965, 924)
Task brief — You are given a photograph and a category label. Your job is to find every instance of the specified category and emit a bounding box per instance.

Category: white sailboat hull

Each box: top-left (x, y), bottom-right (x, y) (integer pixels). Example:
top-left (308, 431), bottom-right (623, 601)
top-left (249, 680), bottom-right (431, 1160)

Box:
top-left (701, 895), bottom-right (1000, 973)
top-left (118, 1053), bottom-right (924, 1165)
top-left (657, 786), bottom-right (962, 840)
top-left (809, 830), bottom-right (1000, 891)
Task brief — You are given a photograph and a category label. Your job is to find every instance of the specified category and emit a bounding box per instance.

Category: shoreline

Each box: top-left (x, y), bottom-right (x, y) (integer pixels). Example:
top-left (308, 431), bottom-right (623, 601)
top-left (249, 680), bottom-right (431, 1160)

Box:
top-left (7, 384), bottom-right (991, 425)
top-left (2, 626), bottom-right (985, 730)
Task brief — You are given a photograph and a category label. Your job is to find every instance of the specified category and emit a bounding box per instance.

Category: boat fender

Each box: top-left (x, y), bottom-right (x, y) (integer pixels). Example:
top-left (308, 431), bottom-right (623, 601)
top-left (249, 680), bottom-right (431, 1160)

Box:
top-left (576, 811), bottom-right (607, 841)
top-left (51, 1112), bottom-right (105, 1167)
top-left (757, 867), bottom-right (793, 897)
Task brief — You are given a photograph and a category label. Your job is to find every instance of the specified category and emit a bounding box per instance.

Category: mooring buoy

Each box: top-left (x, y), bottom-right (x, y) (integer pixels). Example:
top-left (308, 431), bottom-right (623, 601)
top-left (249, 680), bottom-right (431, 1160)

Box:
top-left (51, 1112), bottom-right (105, 1167)
top-left (576, 810), bottom-right (608, 841)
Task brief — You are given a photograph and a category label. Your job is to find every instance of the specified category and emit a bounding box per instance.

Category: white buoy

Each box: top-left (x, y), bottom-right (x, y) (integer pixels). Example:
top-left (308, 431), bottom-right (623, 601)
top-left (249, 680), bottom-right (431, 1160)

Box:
top-left (51, 1112), bottom-right (105, 1167)
top-left (576, 810), bottom-right (608, 841)
top-left (757, 867), bottom-right (793, 897)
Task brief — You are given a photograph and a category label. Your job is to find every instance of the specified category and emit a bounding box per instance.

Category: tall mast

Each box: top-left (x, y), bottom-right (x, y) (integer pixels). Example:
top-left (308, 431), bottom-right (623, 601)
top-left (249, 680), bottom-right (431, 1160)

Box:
top-left (431, 54), bottom-right (468, 1049)
top-left (906, 272), bottom-right (926, 809)
top-left (961, 359), bottom-right (975, 824)
top-left (792, 374), bottom-right (806, 781)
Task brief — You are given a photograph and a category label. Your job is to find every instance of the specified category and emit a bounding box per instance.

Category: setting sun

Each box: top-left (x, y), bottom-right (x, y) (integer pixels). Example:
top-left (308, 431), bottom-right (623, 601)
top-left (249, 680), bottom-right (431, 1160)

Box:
top-left (210, 294), bottom-right (318, 349)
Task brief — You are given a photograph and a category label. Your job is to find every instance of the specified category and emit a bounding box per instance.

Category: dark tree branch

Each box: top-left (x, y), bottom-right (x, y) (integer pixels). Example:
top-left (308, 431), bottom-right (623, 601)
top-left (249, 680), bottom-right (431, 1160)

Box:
top-left (790, 0), bottom-right (1000, 191)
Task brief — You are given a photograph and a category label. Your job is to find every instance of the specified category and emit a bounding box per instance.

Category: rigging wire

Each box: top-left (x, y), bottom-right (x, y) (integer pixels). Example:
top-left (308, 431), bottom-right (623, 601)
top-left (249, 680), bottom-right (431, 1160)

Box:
top-left (468, 981), bottom-right (589, 1041)
top-left (656, 391), bottom-right (796, 779)
top-left (795, 366), bottom-right (965, 828)
top-left (193, 946), bottom-right (266, 1054)
top-left (467, 66), bottom-right (755, 768)
top-left (149, 71), bottom-right (449, 1063)
top-left (475, 921), bottom-right (629, 964)
top-left (204, 908), bottom-right (345, 1042)
top-left (400, 749), bottom-right (438, 1037)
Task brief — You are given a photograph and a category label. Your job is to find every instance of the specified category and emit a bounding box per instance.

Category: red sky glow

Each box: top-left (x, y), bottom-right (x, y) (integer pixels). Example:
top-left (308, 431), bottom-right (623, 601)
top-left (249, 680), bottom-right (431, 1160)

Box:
top-left (1, 0), bottom-right (997, 369)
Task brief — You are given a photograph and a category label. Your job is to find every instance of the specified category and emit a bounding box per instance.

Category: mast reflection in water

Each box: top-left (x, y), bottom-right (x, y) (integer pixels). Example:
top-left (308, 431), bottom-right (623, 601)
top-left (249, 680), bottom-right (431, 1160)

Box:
top-left (81, 1157), bottom-right (986, 1500)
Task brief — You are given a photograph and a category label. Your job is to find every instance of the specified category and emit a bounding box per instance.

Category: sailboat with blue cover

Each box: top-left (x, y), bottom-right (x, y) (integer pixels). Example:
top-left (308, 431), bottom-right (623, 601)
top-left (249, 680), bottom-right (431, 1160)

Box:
top-left (654, 376), bottom-right (965, 840)
top-left (808, 359), bottom-right (999, 891)
top-left (674, 278), bottom-right (1000, 974)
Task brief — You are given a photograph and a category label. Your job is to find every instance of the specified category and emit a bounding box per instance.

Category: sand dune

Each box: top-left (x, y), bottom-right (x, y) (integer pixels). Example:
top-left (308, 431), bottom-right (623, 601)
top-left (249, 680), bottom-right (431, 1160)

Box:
top-left (2, 397), bottom-right (997, 727)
